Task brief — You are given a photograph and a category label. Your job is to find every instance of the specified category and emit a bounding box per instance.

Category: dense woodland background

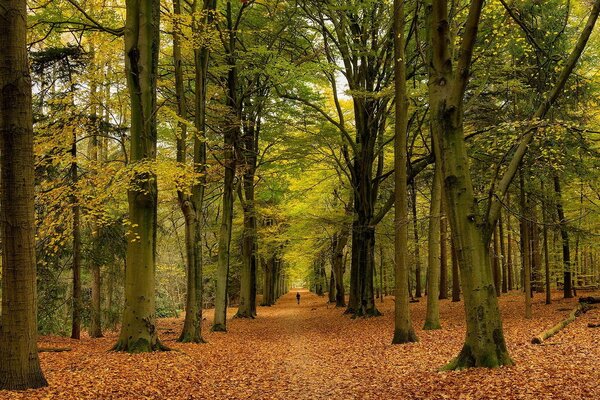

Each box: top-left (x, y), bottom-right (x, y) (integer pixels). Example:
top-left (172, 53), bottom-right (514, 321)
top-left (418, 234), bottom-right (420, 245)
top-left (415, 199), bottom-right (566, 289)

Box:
top-left (1, 0), bottom-right (600, 394)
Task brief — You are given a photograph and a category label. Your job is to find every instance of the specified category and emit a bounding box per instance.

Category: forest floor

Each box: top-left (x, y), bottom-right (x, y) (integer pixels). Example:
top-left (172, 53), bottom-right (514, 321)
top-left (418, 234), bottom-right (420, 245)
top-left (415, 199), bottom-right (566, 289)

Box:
top-left (3, 289), bottom-right (600, 400)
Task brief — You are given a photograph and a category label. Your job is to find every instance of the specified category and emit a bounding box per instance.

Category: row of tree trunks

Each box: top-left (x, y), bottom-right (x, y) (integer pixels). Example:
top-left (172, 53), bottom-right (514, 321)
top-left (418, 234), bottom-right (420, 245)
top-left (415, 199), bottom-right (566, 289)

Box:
top-left (261, 255), bottom-right (285, 306)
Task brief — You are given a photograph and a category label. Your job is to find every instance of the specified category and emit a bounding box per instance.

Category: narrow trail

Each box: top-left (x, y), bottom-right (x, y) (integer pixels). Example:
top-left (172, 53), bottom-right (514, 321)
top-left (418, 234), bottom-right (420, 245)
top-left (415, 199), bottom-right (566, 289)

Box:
top-left (3, 289), bottom-right (599, 399)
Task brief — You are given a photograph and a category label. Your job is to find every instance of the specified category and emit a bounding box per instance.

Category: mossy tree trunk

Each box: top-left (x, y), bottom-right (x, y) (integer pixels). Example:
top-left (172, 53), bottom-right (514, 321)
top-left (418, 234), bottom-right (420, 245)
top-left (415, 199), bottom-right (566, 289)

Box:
top-left (0, 0), bottom-right (48, 388)
top-left (429, 0), bottom-right (512, 369)
top-left (114, 0), bottom-right (165, 353)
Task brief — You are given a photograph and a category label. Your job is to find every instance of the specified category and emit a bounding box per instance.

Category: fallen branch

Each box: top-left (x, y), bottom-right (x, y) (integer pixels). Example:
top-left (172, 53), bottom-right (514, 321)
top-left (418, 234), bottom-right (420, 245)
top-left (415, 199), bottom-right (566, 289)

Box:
top-left (579, 296), bottom-right (600, 304)
top-left (531, 303), bottom-right (592, 344)
top-left (38, 347), bottom-right (72, 353)
top-left (588, 323), bottom-right (600, 328)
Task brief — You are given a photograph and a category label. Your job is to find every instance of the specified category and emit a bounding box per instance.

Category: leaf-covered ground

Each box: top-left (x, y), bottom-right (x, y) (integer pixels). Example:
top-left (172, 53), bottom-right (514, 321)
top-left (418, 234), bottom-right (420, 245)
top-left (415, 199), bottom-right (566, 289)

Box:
top-left (3, 289), bottom-right (599, 399)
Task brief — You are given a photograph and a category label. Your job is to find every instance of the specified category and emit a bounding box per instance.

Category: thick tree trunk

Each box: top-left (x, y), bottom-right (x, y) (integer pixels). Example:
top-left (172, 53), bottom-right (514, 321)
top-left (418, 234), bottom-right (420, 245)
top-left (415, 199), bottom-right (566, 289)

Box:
top-left (236, 115), bottom-right (258, 318)
top-left (114, 0), bottom-right (165, 352)
top-left (347, 222), bottom-right (379, 316)
top-left (430, 0), bottom-right (512, 369)
top-left (424, 158), bottom-right (442, 330)
top-left (0, 0), bottom-right (48, 387)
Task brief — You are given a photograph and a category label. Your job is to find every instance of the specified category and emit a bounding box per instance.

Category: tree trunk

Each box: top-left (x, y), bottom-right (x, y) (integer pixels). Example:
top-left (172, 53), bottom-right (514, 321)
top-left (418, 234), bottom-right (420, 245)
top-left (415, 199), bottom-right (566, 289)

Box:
top-left (178, 0), bottom-right (215, 342)
top-left (348, 221), bottom-right (379, 316)
top-left (520, 172), bottom-right (532, 319)
top-left (430, 0), bottom-right (512, 368)
top-left (328, 267), bottom-right (336, 303)
top-left (541, 181), bottom-right (552, 305)
top-left (71, 132), bottom-right (82, 339)
top-left (332, 225), bottom-right (349, 307)
top-left (492, 224), bottom-right (501, 297)
top-left (392, 0), bottom-right (418, 343)
top-left (114, 0), bottom-right (165, 352)
top-left (236, 105), bottom-right (259, 318)
top-left (499, 211), bottom-right (508, 294)
top-left (379, 244), bottom-right (385, 303)
top-left (0, 0), bottom-right (48, 387)
top-left (424, 157), bottom-right (442, 330)
top-left (531, 205), bottom-right (543, 293)
top-left (554, 175), bottom-right (573, 298)
top-left (451, 235), bottom-right (460, 302)
top-left (88, 95), bottom-right (103, 337)
top-left (439, 201), bottom-right (448, 300)
top-left (507, 197), bottom-right (514, 291)
top-left (410, 182), bottom-right (423, 298)
top-left (213, 1), bottom-right (239, 332)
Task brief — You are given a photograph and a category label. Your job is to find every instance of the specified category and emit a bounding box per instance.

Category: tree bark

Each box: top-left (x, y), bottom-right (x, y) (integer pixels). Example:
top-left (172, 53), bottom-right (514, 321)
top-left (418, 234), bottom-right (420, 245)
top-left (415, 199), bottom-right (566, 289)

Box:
top-left (499, 211), bottom-right (508, 294)
top-left (424, 157), bottom-right (442, 330)
top-left (451, 235), bottom-right (460, 302)
top-left (392, 0), bottom-right (418, 344)
top-left (213, 0), bottom-right (240, 332)
top-left (439, 200), bottom-right (449, 300)
top-left (71, 131), bottom-right (82, 339)
top-left (0, 0), bottom-right (48, 388)
top-left (114, 0), bottom-right (165, 352)
top-left (332, 223), bottom-right (349, 307)
top-left (492, 224), bottom-right (501, 297)
top-left (541, 181), bottom-right (552, 305)
top-left (554, 175), bottom-right (573, 299)
top-left (430, 0), bottom-right (512, 369)
top-left (520, 172), bottom-right (532, 319)
top-left (410, 182), bottom-right (422, 298)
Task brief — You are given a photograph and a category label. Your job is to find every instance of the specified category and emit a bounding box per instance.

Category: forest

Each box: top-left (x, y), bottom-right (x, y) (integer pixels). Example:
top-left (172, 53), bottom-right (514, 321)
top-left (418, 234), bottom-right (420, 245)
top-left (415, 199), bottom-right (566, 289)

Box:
top-left (1, 0), bottom-right (599, 398)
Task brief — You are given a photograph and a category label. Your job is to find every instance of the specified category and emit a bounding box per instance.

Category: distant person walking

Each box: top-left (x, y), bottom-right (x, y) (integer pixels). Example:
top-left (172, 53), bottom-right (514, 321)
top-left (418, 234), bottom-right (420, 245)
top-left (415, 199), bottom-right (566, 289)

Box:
top-left (296, 292), bottom-right (301, 304)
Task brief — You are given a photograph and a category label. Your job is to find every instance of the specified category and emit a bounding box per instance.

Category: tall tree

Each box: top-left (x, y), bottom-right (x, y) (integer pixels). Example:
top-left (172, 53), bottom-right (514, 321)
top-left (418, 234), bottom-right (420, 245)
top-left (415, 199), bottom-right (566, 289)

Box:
top-left (213, 0), bottom-right (244, 331)
top-left (424, 160), bottom-right (442, 330)
top-left (113, 0), bottom-right (165, 352)
top-left (428, 0), bottom-right (600, 369)
top-left (392, 0), bottom-right (417, 344)
top-left (0, 0), bottom-right (48, 388)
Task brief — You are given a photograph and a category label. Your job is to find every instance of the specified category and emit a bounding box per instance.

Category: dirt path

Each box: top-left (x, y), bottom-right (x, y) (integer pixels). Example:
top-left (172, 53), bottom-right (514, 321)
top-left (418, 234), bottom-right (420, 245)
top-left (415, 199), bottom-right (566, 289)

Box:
top-left (3, 290), bottom-right (599, 399)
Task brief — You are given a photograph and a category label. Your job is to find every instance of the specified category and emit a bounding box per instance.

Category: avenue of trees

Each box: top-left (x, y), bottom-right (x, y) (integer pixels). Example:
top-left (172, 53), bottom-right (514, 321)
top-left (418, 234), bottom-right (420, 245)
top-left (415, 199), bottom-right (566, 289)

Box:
top-left (1, 0), bottom-right (600, 390)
